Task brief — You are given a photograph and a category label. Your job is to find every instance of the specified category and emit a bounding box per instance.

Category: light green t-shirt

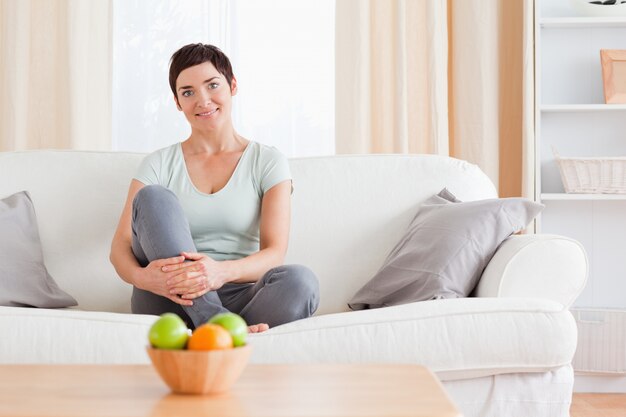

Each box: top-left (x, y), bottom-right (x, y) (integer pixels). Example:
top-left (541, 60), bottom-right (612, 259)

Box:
top-left (134, 141), bottom-right (292, 261)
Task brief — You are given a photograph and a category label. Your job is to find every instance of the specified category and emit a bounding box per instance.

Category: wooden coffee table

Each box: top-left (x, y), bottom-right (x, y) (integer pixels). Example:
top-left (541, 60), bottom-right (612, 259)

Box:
top-left (0, 364), bottom-right (461, 417)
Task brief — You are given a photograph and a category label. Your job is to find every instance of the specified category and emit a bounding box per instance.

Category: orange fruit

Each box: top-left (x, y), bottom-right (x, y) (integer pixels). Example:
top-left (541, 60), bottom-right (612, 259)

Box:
top-left (187, 323), bottom-right (233, 350)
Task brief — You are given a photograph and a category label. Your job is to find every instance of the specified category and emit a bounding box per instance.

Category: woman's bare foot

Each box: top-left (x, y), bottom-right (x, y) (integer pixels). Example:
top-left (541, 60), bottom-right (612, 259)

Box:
top-left (248, 323), bottom-right (269, 333)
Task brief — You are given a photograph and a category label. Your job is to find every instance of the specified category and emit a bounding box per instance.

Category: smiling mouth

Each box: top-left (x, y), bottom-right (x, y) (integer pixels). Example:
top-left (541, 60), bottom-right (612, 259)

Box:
top-left (196, 109), bottom-right (218, 117)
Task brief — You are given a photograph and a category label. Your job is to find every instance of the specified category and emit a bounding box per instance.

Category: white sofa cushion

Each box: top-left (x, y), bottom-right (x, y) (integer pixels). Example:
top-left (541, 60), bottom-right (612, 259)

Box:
top-left (248, 297), bottom-right (577, 380)
top-left (287, 155), bottom-right (497, 314)
top-left (1, 297), bottom-right (576, 378)
top-left (0, 306), bottom-right (155, 364)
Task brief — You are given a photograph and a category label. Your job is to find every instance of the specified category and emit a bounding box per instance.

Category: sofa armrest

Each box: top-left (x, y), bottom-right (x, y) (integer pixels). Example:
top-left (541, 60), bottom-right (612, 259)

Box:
top-left (474, 234), bottom-right (588, 308)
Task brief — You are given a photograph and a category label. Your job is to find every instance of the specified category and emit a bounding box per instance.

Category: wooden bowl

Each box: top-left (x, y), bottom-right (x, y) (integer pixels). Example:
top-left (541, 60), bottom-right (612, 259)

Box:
top-left (146, 345), bottom-right (252, 395)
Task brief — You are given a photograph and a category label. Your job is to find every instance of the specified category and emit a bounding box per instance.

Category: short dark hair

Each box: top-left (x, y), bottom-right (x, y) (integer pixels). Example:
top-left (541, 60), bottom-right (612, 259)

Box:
top-left (168, 43), bottom-right (234, 98)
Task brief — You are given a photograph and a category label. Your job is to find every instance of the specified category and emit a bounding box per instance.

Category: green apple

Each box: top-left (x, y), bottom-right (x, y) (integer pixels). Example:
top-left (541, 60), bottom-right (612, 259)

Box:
top-left (209, 312), bottom-right (248, 347)
top-left (148, 313), bottom-right (189, 349)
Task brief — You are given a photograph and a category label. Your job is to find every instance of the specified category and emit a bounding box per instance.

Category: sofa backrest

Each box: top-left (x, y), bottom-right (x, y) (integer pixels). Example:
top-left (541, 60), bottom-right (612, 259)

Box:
top-left (0, 151), bottom-right (497, 315)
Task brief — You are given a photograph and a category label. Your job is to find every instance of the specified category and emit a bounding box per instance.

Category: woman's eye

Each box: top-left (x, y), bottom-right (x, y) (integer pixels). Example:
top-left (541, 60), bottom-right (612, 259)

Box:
top-left (182, 90), bottom-right (193, 97)
top-left (209, 83), bottom-right (219, 89)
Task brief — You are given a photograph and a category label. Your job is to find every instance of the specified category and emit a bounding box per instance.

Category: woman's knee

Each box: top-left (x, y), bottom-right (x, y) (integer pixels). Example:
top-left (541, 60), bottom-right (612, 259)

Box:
top-left (269, 264), bottom-right (320, 313)
top-left (240, 265), bottom-right (320, 327)
top-left (133, 184), bottom-right (177, 209)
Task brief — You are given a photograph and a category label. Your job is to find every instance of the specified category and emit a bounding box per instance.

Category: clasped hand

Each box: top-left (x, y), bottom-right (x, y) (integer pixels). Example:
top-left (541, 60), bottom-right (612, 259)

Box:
top-left (138, 252), bottom-right (228, 306)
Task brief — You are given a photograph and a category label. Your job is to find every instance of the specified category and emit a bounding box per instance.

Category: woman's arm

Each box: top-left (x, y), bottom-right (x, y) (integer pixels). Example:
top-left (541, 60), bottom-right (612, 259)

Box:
top-left (228, 178), bottom-right (292, 282)
top-left (110, 179), bottom-right (193, 306)
top-left (165, 180), bottom-right (292, 299)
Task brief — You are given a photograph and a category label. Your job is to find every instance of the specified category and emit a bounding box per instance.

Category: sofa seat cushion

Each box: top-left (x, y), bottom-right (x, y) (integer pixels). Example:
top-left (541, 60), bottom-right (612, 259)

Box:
top-left (0, 307), bottom-right (155, 364)
top-left (248, 297), bottom-right (577, 381)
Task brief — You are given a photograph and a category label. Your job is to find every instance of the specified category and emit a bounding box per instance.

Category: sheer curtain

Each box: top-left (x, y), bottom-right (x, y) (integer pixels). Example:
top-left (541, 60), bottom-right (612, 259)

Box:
top-left (335, 1), bottom-right (449, 156)
top-left (112, 0), bottom-right (335, 157)
top-left (336, 0), bottom-right (533, 198)
top-left (0, 0), bottom-right (111, 152)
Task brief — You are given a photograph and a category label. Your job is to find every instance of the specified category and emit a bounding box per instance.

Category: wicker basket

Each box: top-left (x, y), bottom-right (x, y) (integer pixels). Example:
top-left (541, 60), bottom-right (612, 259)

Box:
top-left (554, 149), bottom-right (626, 194)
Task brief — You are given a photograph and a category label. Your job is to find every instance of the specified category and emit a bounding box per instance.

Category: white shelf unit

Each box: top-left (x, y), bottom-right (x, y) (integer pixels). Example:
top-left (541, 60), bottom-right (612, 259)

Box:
top-left (535, 0), bottom-right (626, 313)
top-left (542, 193), bottom-right (626, 201)
top-left (541, 17), bottom-right (626, 28)
top-left (541, 104), bottom-right (626, 112)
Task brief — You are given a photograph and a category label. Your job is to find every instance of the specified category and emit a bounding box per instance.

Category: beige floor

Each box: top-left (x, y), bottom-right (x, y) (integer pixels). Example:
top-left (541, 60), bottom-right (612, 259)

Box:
top-left (571, 394), bottom-right (626, 417)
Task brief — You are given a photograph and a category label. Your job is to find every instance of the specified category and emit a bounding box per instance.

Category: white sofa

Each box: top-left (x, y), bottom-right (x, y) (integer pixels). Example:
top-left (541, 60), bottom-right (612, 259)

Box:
top-left (0, 150), bottom-right (587, 417)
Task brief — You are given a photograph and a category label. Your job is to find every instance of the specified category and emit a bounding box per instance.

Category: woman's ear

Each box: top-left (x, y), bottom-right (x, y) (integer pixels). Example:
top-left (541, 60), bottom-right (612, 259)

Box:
top-left (230, 76), bottom-right (238, 96)
top-left (173, 95), bottom-right (182, 111)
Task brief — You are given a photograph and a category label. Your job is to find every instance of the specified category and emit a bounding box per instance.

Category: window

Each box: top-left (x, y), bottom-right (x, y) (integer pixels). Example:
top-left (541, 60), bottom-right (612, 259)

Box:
top-left (112, 0), bottom-right (335, 157)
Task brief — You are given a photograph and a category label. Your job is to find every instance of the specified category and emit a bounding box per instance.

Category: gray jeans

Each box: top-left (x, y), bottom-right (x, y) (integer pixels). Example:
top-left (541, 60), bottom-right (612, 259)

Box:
top-left (130, 185), bottom-right (319, 329)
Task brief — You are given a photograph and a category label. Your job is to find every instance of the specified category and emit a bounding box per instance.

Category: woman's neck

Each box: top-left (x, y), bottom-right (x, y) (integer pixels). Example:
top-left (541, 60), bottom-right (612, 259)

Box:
top-left (184, 125), bottom-right (247, 155)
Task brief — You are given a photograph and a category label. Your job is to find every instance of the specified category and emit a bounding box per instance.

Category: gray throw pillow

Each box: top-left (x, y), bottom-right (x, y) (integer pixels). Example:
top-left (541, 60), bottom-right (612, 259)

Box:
top-left (0, 191), bottom-right (77, 308)
top-left (348, 188), bottom-right (543, 310)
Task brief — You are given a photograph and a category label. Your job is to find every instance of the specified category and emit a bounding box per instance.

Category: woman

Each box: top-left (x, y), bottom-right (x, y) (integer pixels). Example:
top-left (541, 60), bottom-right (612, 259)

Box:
top-left (110, 43), bottom-right (319, 333)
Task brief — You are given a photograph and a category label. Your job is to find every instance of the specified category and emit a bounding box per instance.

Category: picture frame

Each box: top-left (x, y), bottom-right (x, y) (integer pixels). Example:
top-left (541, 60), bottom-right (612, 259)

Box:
top-left (600, 49), bottom-right (626, 104)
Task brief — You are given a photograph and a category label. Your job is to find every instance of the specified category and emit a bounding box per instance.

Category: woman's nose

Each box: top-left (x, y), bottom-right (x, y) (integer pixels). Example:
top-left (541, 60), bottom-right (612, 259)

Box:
top-left (197, 90), bottom-right (212, 105)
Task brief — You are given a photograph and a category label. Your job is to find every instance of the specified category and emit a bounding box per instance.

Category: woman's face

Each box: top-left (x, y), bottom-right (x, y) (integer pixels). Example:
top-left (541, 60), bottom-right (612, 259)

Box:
top-left (174, 61), bottom-right (237, 132)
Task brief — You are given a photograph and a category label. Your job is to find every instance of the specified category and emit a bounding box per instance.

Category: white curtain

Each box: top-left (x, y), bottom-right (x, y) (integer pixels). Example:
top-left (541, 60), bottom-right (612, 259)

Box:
top-left (0, 0), bottom-right (111, 151)
top-left (112, 0), bottom-right (335, 157)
